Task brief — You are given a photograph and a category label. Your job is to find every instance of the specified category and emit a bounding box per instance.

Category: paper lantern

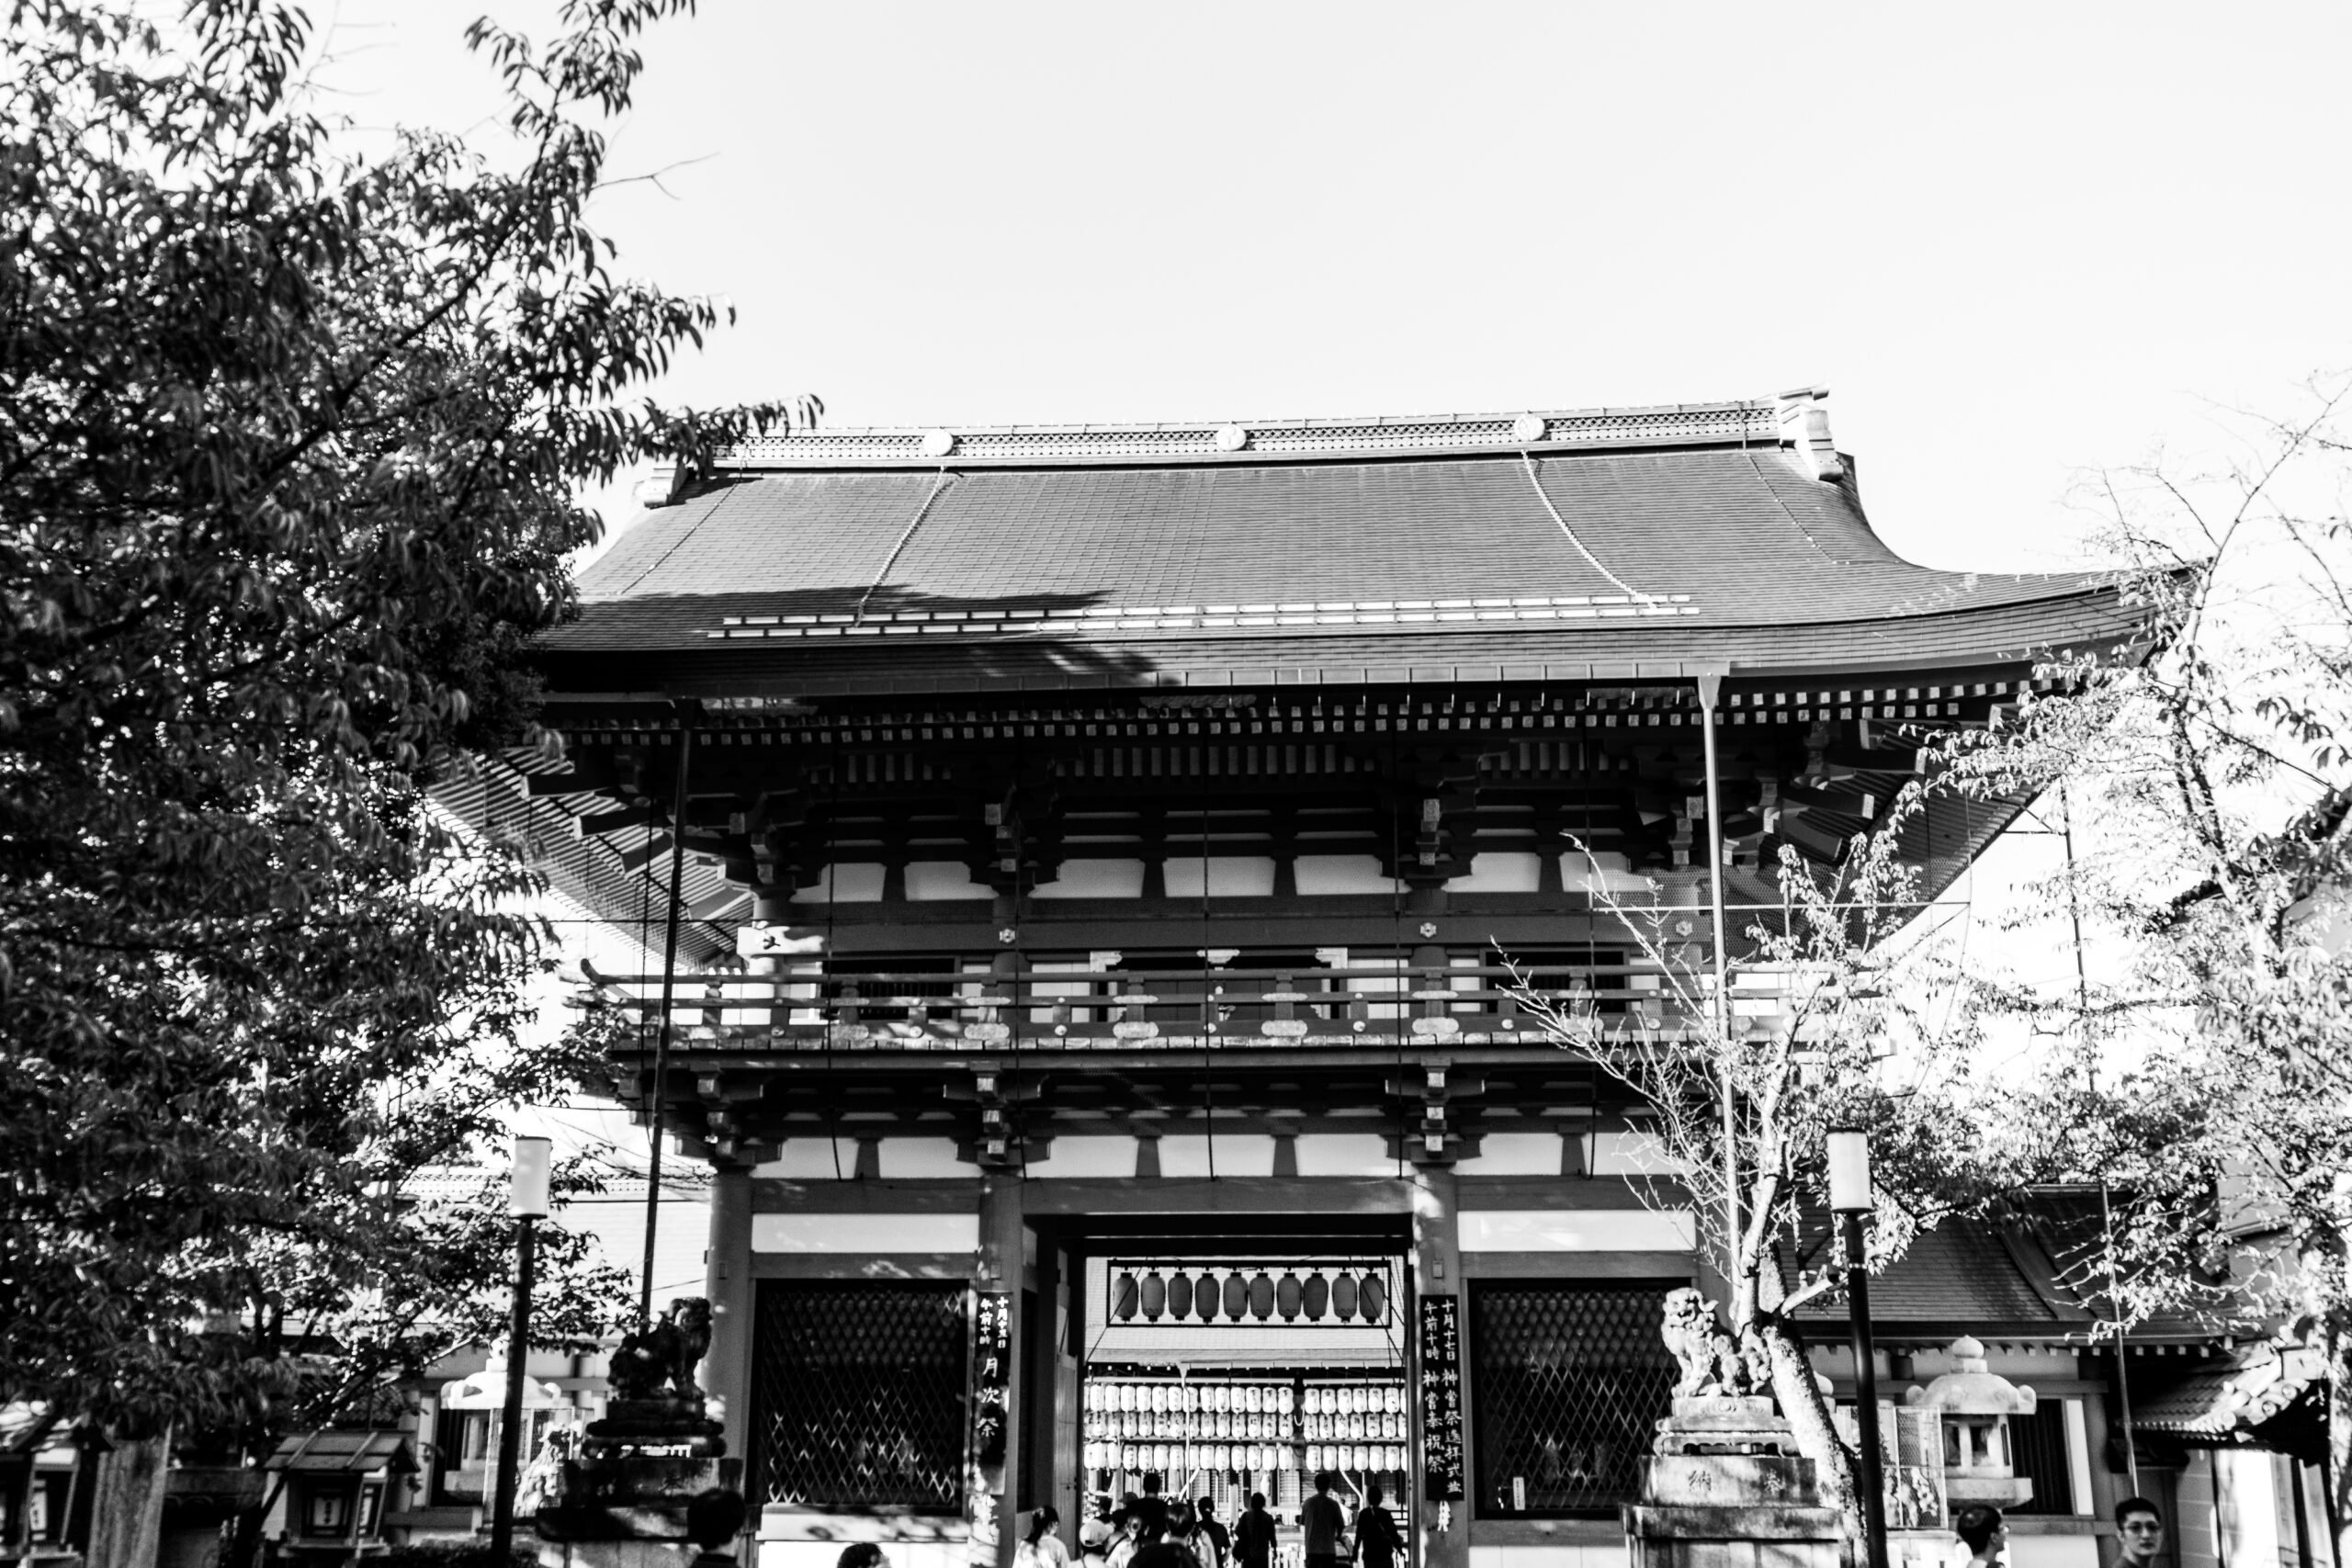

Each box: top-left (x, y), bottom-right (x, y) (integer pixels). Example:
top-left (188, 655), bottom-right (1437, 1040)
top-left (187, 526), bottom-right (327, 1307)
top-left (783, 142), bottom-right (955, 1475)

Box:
top-left (1193, 1270), bottom-right (1218, 1320)
top-left (1140, 1270), bottom-right (1167, 1321)
top-left (1358, 1271), bottom-right (1386, 1325)
top-left (1276, 1271), bottom-right (1304, 1320)
top-left (1114, 1272), bottom-right (1140, 1321)
top-left (1167, 1271), bottom-right (1193, 1320)
top-left (1222, 1271), bottom-right (1249, 1321)
top-left (1330, 1271), bottom-right (1359, 1321)
top-left (1248, 1270), bottom-right (1275, 1320)
top-left (1302, 1270), bottom-right (1329, 1320)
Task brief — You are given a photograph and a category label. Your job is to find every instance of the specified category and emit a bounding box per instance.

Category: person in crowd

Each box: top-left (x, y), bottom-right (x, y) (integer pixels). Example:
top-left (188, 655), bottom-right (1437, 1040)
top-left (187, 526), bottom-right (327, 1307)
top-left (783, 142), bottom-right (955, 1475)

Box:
top-left (841, 1548), bottom-right (889, 1568)
top-left (1108, 1510), bottom-right (1147, 1568)
top-left (1081, 1495), bottom-right (1118, 1561)
top-left (1955, 1505), bottom-right (2007, 1568)
top-left (2116, 1498), bottom-right (2166, 1568)
top-left (1234, 1491), bottom-right (1279, 1568)
top-left (1301, 1471), bottom-right (1351, 1568)
top-left (1020, 1507), bottom-right (1071, 1568)
top-left (1135, 1473), bottom-right (1170, 1541)
top-left (1193, 1495), bottom-right (1231, 1568)
top-left (1133, 1503), bottom-right (1204, 1568)
top-left (1352, 1484), bottom-right (1404, 1568)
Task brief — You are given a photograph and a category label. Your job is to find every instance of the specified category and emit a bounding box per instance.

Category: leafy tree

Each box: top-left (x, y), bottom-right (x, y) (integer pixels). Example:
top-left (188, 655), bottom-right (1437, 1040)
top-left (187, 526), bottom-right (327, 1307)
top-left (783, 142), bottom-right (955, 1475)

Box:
top-left (0, 0), bottom-right (806, 1457)
top-left (1945, 375), bottom-right (2352, 1557)
top-left (1514, 816), bottom-right (2050, 1527)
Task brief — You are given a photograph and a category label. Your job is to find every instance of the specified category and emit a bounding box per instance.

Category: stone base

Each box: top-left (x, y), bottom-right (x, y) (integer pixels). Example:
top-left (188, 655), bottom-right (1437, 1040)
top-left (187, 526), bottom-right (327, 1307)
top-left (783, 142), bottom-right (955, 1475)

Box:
top-left (536, 1455), bottom-right (746, 1547)
top-left (585, 1399), bottom-right (728, 1459)
top-left (1654, 1397), bottom-right (1799, 1457)
top-left (1643, 1455), bottom-right (1825, 1509)
top-left (1624, 1502), bottom-right (1849, 1568)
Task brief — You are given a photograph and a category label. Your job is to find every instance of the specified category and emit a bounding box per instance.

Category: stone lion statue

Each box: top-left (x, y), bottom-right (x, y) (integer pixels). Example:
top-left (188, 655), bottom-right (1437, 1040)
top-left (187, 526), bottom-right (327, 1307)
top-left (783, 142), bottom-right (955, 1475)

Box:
top-left (609, 1296), bottom-right (715, 1402)
top-left (1659, 1287), bottom-right (1768, 1398)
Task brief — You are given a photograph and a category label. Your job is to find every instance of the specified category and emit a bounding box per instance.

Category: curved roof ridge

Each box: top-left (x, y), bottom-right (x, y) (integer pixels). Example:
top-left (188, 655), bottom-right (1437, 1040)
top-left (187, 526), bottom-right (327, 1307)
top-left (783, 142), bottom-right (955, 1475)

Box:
top-left (709, 392), bottom-right (1816, 472)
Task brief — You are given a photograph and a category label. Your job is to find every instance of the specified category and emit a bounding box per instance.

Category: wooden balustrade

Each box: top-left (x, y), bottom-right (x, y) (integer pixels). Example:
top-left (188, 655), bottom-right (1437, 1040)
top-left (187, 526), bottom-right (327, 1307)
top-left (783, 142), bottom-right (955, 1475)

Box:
top-left (577, 962), bottom-right (1801, 1053)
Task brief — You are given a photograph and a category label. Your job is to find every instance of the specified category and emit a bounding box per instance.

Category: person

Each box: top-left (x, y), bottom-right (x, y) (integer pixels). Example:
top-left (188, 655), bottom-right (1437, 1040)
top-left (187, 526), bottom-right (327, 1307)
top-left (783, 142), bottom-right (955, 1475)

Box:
top-left (1233, 1492), bottom-right (1278, 1568)
top-left (1020, 1508), bottom-right (1071, 1568)
top-left (2116, 1498), bottom-right (2166, 1568)
top-left (1132, 1504), bottom-right (1204, 1568)
top-left (1955, 1505), bottom-right (2007, 1568)
top-left (1301, 1472), bottom-right (1351, 1568)
top-left (841, 1548), bottom-right (889, 1568)
top-left (1353, 1485), bottom-right (1404, 1568)
top-left (1134, 1474), bottom-right (1170, 1542)
top-left (1081, 1496), bottom-right (1117, 1561)
top-left (1108, 1512), bottom-right (1146, 1568)
top-left (1194, 1496), bottom-right (1231, 1568)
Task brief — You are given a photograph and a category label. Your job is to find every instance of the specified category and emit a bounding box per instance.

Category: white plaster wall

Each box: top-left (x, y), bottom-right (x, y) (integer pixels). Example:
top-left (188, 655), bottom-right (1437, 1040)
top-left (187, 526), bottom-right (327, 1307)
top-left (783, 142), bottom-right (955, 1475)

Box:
top-left (1293, 855), bottom-right (1404, 896)
top-left (1036, 1136), bottom-right (1136, 1178)
top-left (1164, 856), bottom-right (1278, 897)
top-left (789, 863), bottom-right (888, 903)
top-left (750, 1213), bottom-right (978, 1253)
top-left (906, 861), bottom-right (993, 900)
top-left (1453, 1133), bottom-right (1562, 1175)
top-left (1293, 1133), bottom-right (1400, 1177)
top-left (1449, 852), bottom-right (1542, 892)
top-left (1034, 860), bottom-right (1148, 898)
top-left (1457, 1210), bottom-right (1696, 1252)
top-left (2007, 1535), bottom-right (2098, 1568)
top-left (1158, 1133), bottom-right (1277, 1178)
top-left (879, 1137), bottom-right (967, 1179)
top-left (757, 1140), bottom-right (855, 1180)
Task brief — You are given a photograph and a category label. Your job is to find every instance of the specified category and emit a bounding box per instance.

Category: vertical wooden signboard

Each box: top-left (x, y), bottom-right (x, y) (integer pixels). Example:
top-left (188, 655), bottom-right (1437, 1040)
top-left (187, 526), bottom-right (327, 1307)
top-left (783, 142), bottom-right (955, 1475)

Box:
top-left (969, 1289), bottom-right (1013, 1566)
top-left (1418, 1294), bottom-right (1465, 1503)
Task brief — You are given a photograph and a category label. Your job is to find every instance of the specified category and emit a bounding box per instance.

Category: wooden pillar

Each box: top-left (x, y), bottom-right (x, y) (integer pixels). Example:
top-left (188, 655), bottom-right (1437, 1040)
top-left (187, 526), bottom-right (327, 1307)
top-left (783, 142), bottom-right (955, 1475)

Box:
top-left (1411, 1165), bottom-right (1467, 1568)
top-left (702, 1163), bottom-right (756, 1465)
top-left (979, 1175), bottom-right (1028, 1568)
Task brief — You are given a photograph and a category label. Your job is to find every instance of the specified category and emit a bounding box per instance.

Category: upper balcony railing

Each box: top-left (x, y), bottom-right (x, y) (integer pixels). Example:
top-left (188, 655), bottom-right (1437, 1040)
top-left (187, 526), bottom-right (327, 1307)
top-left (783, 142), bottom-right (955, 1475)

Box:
top-left (582, 961), bottom-right (1804, 1055)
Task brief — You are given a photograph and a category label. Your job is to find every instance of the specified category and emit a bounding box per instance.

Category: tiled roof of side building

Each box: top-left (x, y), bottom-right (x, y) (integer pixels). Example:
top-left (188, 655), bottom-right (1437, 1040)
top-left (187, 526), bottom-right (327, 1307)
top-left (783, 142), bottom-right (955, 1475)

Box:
top-left (548, 390), bottom-right (2126, 679)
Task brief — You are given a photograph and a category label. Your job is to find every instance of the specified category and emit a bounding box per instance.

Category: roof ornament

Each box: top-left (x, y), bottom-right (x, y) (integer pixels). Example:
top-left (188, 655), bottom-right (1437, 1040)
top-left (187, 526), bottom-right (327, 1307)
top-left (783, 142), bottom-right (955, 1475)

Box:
top-left (1213, 424), bottom-right (1249, 453)
top-left (920, 429), bottom-right (956, 458)
top-left (1775, 386), bottom-right (1845, 482)
top-left (1510, 414), bottom-right (1547, 443)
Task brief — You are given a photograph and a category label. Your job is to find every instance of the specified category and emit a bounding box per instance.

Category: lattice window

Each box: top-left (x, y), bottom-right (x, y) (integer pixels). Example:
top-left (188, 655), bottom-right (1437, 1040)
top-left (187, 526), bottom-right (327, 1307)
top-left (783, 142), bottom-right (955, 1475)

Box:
top-left (1470, 1282), bottom-right (1678, 1518)
top-left (752, 1281), bottom-right (967, 1511)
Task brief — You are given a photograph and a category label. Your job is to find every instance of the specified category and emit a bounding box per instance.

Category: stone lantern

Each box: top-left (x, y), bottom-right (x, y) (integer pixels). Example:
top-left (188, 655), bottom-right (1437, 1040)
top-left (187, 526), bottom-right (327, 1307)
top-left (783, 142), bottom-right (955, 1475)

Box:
top-left (1904, 1337), bottom-right (2037, 1509)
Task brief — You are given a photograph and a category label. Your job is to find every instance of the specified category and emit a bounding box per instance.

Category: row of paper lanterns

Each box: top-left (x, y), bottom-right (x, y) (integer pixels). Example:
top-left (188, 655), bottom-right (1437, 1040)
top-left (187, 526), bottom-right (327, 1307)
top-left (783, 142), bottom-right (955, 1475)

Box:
top-left (1083, 1442), bottom-right (1408, 1475)
top-left (1091, 1408), bottom-right (1407, 1441)
top-left (1110, 1268), bottom-right (1389, 1325)
top-left (1084, 1382), bottom-right (1405, 1415)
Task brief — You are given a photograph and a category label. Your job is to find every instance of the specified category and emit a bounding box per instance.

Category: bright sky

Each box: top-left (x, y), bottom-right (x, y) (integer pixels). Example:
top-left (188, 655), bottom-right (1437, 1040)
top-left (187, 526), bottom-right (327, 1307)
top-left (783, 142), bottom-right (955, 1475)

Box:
top-left (309, 4), bottom-right (2352, 1204)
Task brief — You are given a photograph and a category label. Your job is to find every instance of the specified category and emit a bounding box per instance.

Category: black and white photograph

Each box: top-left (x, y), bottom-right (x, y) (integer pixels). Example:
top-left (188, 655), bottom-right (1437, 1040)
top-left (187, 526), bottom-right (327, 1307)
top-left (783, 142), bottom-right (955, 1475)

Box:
top-left (6, 5), bottom-right (2350, 1567)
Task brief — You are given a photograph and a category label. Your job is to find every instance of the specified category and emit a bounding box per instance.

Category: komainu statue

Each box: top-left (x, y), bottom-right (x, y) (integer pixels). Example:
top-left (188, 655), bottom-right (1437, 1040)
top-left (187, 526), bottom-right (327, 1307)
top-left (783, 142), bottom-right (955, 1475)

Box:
top-left (1658, 1287), bottom-right (1770, 1399)
top-left (608, 1296), bottom-right (715, 1403)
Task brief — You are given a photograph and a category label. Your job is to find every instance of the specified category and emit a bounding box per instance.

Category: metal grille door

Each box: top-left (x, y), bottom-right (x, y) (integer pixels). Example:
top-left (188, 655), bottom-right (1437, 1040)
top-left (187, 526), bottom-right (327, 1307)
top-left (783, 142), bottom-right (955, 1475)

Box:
top-left (752, 1281), bottom-right (968, 1510)
top-left (1470, 1283), bottom-right (1676, 1517)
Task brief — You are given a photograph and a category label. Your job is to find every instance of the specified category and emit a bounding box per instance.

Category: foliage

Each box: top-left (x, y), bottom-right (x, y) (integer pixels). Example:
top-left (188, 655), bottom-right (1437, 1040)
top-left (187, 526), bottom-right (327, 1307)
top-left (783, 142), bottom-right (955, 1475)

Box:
top-left (1512, 812), bottom-right (2059, 1522)
top-left (0, 0), bottom-right (807, 1437)
top-left (1943, 375), bottom-right (2352, 1545)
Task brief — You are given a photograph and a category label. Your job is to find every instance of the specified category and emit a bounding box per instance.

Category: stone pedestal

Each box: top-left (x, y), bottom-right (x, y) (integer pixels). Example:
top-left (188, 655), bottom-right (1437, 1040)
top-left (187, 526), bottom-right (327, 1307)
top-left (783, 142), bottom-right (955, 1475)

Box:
top-left (1623, 1399), bottom-right (1847, 1568)
top-left (534, 1452), bottom-right (747, 1568)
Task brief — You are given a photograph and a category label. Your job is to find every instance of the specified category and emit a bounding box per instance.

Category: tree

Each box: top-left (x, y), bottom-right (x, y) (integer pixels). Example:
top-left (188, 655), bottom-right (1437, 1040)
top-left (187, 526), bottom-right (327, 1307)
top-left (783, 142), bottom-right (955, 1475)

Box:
top-left (1945, 375), bottom-right (2352, 1558)
top-left (0, 0), bottom-right (808, 1446)
top-left (1512, 815), bottom-right (2048, 1528)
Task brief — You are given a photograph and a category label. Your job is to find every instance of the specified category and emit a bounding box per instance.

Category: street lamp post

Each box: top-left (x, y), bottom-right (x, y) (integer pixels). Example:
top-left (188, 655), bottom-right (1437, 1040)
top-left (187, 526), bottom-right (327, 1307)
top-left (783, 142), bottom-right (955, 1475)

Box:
top-left (491, 1134), bottom-right (553, 1557)
top-left (1827, 1128), bottom-right (1890, 1568)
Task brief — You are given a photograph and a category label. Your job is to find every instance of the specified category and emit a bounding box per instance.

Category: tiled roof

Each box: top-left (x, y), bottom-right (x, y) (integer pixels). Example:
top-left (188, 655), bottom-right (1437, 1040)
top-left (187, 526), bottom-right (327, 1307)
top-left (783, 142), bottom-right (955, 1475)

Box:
top-left (2132, 1341), bottom-right (2324, 1439)
top-left (556, 445), bottom-right (2110, 672)
top-left (1789, 1215), bottom-right (2082, 1333)
top-left (265, 1428), bottom-right (416, 1474)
